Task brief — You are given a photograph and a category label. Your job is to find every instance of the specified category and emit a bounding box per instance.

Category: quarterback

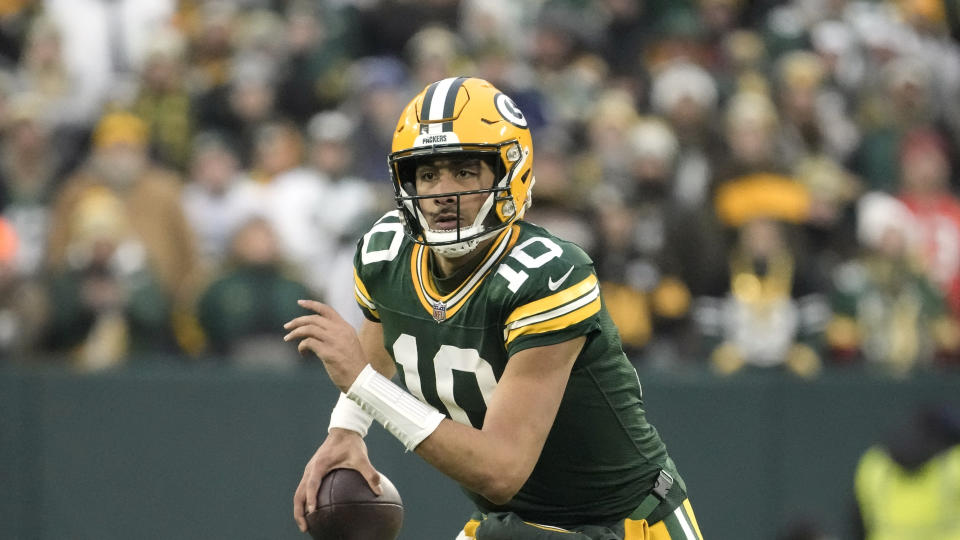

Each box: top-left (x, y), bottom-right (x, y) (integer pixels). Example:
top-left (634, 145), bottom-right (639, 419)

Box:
top-left (287, 77), bottom-right (703, 539)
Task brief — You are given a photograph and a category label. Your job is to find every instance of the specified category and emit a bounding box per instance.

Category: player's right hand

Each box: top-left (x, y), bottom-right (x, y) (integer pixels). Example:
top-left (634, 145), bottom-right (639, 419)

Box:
top-left (293, 429), bottom-right (382, 533)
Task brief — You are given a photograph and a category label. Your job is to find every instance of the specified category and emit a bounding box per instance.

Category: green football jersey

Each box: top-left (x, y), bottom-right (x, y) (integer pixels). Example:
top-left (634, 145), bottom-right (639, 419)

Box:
top-left (353, 211), bottom-right (684, 527)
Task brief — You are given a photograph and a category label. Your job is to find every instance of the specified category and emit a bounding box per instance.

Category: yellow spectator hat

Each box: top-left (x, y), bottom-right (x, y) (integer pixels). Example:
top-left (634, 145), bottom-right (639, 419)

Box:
top-left (93, 111), bottom-right (148, 149)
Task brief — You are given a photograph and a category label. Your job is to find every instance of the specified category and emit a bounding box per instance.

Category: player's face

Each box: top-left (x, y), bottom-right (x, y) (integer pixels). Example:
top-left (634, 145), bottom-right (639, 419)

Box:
top-left (414, 157), bottom-right (494, 232)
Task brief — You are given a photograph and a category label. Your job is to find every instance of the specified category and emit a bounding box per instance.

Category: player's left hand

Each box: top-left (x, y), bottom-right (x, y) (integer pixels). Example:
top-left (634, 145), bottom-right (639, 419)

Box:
top-left (284, 299), bottom-right (366, 391)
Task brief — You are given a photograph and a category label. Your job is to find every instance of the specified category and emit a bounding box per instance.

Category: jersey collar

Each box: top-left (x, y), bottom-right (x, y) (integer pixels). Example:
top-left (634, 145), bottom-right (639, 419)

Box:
top-left (411, 224), bottom-right (519, 322)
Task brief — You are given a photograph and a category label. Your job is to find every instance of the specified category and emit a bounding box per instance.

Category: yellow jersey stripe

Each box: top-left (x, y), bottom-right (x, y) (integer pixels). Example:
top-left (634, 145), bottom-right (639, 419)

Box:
top-left (354, 291), bottom-right (380, 319)
top-left (411, 246), bottom-right (435, 314)
top-left (505, 295), bottom-right (601, 345)
top-left (354, 268), bottom-right (374, 304)
top-left (505, 274), bottom-right (598, 326)
top-left (353, 270), bottom-right (379, 318)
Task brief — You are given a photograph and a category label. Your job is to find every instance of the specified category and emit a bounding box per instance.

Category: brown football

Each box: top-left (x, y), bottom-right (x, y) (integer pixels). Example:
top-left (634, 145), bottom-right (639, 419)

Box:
top-left (305, 468), bottom-right (404, 540)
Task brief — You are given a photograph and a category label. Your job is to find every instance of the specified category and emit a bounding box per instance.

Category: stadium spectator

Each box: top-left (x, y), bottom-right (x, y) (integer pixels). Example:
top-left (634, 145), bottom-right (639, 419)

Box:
top-left (181, 130), bottom-right (257, 272)
top-left (0, 92), bottom-right (68, 276)
top-left (897, 128), bottom-right (960, 318)
top-left (344, 56), bottom-right (411, 184)
top-left (774, 50), bottom-right (860, 168)
top-left (236, 119), bottom-right (328, 291)
top-left (12, 17), bottom-right (74, 126)
top-left (131, 27), bottom-right (193, 170)
top-left (0, 216), bottom-right (47, 362)
top-left (827, 192), bottom-right (959, 372)
top-left (578, 88), bottom-right (641, 192)
top-left (458, 0), bottom-right (531, 58)
top-left (0, 0), bottom-right (40, 69)
top-left (193, 14), bottom-right (283, 166)
top-left (589, 117), bottom-right (715, 368)
top-left (303, 109), bottom-right (389, 327)
top-left (713, 29), bottom-right (769, 100)
top-left (353, 0), bottom-right (460, 58)
top-left (10, 16), bottom-right (88, 166)
top-left (649, 60), bottom-right (723, 210)
top-left (793, 154), bottom-right (862, 274)
top-left (523, 126), bottom-right (594, 251)
top-left (43, 0), bottom-right (177, 124)
top-left (196, 216), bottom-right (311, 367)
top-left (272, 1), bottom-right (362, 118)
top-left (854, 58), bottom-right (937, 193)
top-left (45, 111), bottom-right (200, 307)
top-left (42, 186), bottom-right (174, 369)
top-left (177, 0), bottom-right (237, 94)
top-left (695, 215), bottom-right (828, 377)
top-left (594, 0), bottom-right (654, 79)
top-left (404, 24), bottom-right (466, 94)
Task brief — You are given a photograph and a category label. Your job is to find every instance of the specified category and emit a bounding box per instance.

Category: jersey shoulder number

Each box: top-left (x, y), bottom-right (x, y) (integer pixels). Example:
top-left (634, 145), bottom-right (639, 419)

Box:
top-left (353, 211), bottom-right (409, 321)
top-left (494, 223), bottom-right (602, 352)
top-left (356, 210), bottom-right (406, 267)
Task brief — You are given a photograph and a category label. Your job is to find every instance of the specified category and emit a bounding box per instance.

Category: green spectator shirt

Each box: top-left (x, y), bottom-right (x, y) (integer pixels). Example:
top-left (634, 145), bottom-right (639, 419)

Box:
top-left (353, 211), bottom-right (684, 527)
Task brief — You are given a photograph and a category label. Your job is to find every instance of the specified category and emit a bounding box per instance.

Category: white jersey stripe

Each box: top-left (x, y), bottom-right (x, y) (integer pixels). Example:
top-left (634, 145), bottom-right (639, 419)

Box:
top-left (674, 505), bottom-right (698, 539)
top-left (505, 284), bottom-right (600, 331)
top-left (355, 285), bottom-right (376, 310)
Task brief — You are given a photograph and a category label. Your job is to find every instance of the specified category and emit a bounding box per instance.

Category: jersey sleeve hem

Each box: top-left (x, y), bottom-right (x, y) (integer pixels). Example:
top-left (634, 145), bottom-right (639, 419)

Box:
top-left (353, 267), bottom-right (380, 321)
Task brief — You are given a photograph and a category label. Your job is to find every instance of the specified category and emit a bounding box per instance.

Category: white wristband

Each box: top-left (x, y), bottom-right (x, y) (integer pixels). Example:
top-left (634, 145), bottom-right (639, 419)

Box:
top-left (346, 364), bottom-right (446, 451)
top-left (328, 393), bottom-right (374, 437)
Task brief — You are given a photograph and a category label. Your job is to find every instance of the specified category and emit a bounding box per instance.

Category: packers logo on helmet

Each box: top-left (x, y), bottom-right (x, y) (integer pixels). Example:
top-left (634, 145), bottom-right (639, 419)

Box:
top-left (389, 77), bottom-right (535, 257)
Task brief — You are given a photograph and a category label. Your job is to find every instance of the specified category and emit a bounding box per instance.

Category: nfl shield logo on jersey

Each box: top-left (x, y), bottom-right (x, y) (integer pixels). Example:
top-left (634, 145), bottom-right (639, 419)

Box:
top-left (432, 301), bottom-right (447, 323)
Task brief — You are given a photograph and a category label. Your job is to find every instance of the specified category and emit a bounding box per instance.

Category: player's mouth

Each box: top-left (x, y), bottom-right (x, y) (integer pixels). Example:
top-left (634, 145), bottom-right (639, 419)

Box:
top-left (432, 212), bottom-right (461, 231)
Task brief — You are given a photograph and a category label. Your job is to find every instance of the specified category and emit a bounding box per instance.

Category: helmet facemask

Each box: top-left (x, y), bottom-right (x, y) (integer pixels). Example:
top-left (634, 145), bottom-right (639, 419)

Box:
top-left (391, 145), bottom-right (524, 258)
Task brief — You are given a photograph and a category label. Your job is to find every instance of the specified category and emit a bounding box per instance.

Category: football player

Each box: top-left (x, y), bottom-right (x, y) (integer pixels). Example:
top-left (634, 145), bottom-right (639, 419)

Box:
top-left (287, 77), bottom-right (703, 539)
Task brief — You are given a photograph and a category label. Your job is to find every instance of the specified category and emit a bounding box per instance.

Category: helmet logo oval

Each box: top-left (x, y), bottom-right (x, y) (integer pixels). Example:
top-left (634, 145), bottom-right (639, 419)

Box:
top-left (494, 93), bottom-right (527, 128)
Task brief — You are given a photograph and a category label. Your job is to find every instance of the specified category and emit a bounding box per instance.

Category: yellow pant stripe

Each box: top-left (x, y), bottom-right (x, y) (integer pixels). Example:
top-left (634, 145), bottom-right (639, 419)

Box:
top-left (462, 518), bottom-right (480, 538)
top-left (683, 499), bottom-right (704, 539)
top-left (625, 517), bottom-right (650, 539)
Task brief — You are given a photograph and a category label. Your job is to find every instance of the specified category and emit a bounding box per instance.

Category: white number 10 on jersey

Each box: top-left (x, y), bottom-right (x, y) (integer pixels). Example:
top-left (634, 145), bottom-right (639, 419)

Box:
top-left (392, 334), bottom-right (497, 427)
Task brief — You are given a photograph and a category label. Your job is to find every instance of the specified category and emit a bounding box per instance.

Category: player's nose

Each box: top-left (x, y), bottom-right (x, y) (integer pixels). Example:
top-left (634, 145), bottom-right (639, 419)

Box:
top-left (429, 170), bottom-right (459, 200)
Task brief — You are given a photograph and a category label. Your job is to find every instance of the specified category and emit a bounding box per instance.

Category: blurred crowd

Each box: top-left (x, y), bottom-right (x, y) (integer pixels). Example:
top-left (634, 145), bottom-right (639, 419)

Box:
top-left (0, 0), bottom-right (959, 377)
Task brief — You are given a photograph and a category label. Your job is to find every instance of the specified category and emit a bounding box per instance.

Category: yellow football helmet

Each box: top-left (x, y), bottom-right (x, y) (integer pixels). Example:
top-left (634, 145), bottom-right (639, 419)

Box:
top-left (389, 77), bottom-right (535, 257)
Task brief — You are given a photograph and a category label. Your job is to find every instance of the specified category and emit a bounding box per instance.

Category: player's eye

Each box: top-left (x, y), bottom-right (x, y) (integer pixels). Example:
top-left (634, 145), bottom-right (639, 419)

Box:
top-left (457, 164), bottom-right (480, 178)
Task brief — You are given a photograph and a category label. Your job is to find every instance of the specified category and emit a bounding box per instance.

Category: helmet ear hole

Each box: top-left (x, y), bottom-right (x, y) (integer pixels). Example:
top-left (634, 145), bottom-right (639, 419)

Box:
top-left (396, 160), bottom-right (417, 188)
top-left (478, 155), bottom-right (504, 189)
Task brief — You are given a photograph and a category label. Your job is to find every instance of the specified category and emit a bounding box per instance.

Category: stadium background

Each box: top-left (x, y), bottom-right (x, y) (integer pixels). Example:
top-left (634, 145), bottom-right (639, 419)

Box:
top-left (1, 0), bottom-right (960, 538)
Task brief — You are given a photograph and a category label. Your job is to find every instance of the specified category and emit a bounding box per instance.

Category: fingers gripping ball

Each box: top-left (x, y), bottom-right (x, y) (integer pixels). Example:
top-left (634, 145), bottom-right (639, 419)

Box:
top-left (306, 468), bottom-right (404, 540)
